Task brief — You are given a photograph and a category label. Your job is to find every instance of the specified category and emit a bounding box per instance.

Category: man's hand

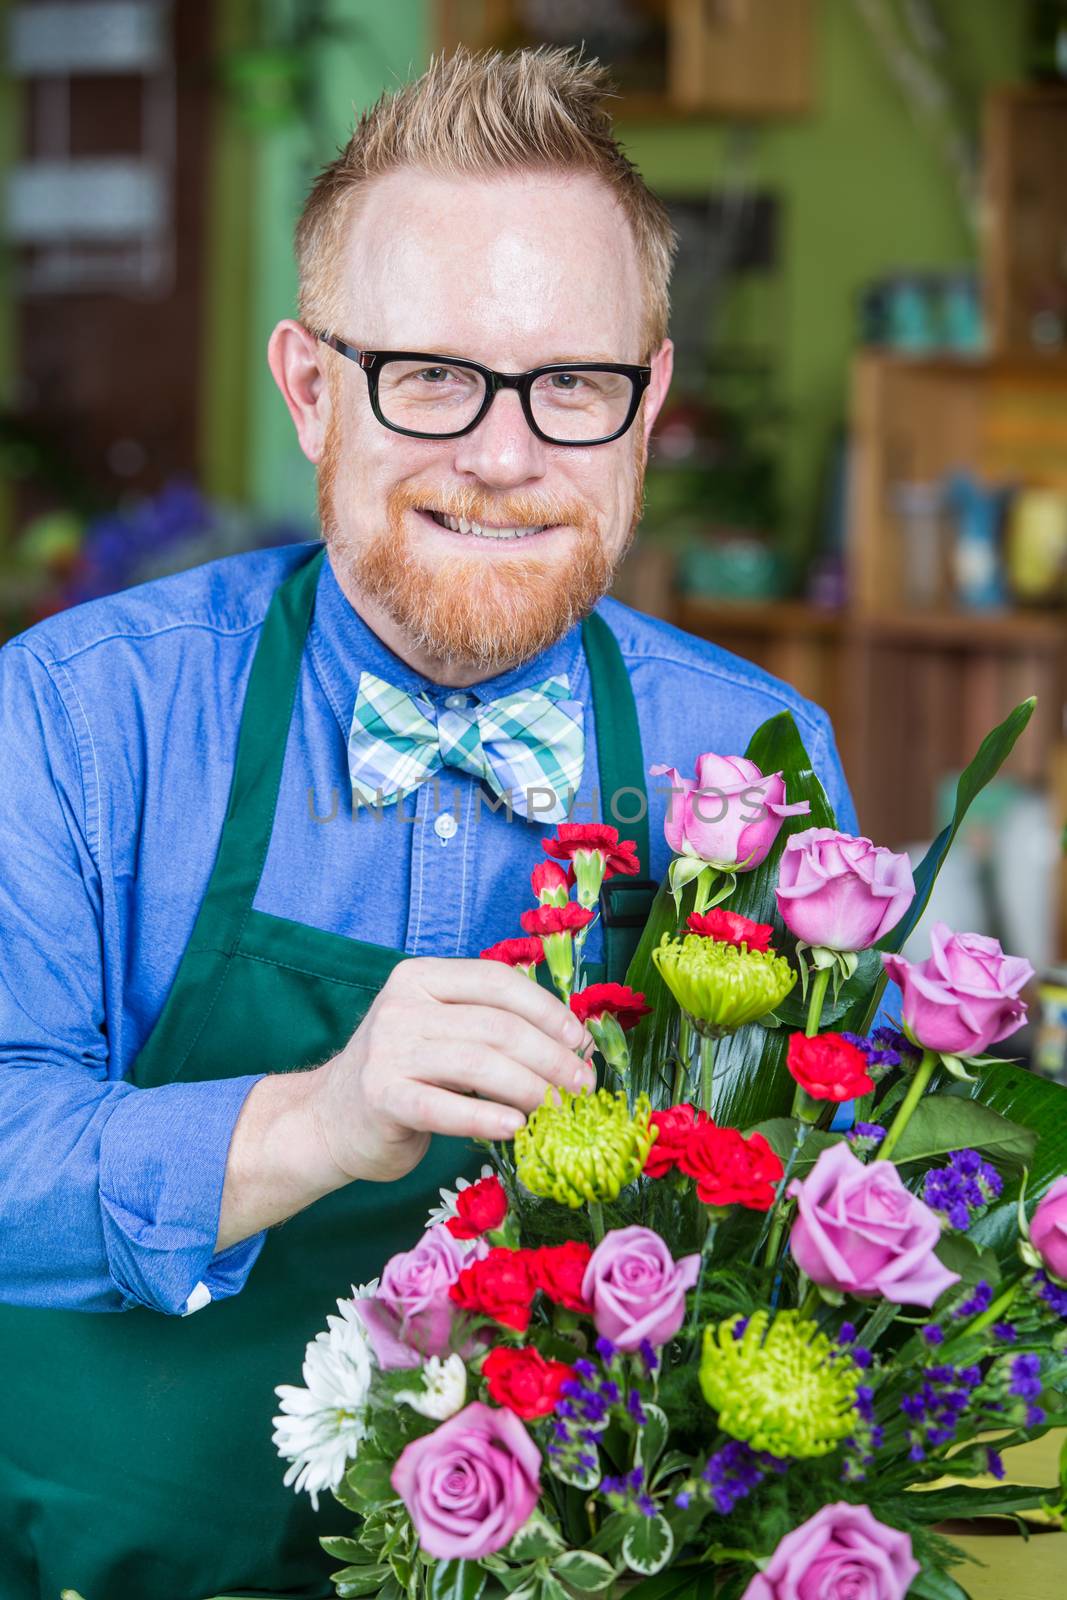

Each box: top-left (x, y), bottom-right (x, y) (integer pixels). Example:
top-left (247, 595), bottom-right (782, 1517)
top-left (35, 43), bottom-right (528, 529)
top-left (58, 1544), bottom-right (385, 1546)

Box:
top-left (310, 958), bottom-right (595, 1184)
top-left (215, 958), bottom-right (594, 1251)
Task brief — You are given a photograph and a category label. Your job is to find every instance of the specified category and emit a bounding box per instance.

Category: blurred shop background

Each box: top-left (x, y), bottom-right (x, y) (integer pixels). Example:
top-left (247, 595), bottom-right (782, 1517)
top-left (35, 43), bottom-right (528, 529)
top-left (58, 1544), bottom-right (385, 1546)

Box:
top-left (3, 0), bottom-right (1067, 1072)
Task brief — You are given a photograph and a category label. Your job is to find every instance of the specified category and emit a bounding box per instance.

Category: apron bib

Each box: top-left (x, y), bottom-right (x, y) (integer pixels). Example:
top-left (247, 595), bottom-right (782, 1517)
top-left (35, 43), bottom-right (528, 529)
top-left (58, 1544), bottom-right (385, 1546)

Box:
top-left (0, 550), bottom-right (652, 1600)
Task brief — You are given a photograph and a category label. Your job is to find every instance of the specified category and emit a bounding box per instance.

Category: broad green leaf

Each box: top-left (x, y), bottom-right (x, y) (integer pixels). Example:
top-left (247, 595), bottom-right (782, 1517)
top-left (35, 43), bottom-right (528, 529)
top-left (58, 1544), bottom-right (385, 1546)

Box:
top-left (550, 1550), bottom-right (617, 1592)
top-left (609, 1568), bottom-right (702, 1600)
top-left (891, 1096), bottom-right (1036, 1170)
top-left (745, 1118), bottom-right (838, 1174)
top-left (505, 1510), bottom-right (566, 1562)
top-left (431, 1560), bottom-right (487, 1600)
top-left (968, 1063), bottom-right (1067, 1260)
top-left (498, 1567), bottom-right (541, 1595)
top-left (548, 1452), bottom-right (601, 1491)
top-left (636, 1403), bottom-right (670, 1475)
top-left (329, 1564), bottom-right (391, 1598)
top-left (538, 1575), bottom-right (574, 1600)
top-left (934, 1231), bottom-right (1000, 1292)
top-left (621, 1513), bottom-right (674, 1575)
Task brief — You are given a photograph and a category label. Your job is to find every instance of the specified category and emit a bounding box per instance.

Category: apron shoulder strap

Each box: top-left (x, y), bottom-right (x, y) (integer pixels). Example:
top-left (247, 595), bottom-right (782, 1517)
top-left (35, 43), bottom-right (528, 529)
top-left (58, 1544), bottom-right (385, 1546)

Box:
top-left (580, 609), bottom-right (658, 984)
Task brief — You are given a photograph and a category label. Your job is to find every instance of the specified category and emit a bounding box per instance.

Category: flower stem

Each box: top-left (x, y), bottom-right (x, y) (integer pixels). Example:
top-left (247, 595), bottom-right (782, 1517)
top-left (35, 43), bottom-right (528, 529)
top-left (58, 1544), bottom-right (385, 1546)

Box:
top-left (588, 1201), bottom-right (606, 1246)
top-left (961, 1280), bottom-right (1021, 1341)
top-left (877, 1049), bottom-right (938, 1162)
top-left (699, 1033), bottom-right (718, 1116)
top-left (805, 965), bottom-right (832, 1037)
top-left (675, 1015), bottom-right (694, 1103)
top-left (798, 1283), bottom-right (821, 1320)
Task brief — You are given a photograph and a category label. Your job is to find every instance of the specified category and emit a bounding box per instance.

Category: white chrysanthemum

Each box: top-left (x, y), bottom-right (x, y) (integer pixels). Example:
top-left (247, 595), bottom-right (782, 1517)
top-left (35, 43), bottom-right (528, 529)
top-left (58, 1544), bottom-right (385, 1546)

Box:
top-left (396, 1353), bottom-right (468, 1420)
top-left (424, 1164), bottom-right (495, 1230)
top-left (272, 1285), bottom-right (377, 1510)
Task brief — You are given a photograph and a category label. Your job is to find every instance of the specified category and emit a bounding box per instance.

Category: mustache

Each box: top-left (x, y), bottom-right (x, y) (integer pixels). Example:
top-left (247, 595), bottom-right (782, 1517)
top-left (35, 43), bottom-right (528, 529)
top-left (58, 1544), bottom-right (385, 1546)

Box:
top-left (389, 483), bottom-right (598, 533)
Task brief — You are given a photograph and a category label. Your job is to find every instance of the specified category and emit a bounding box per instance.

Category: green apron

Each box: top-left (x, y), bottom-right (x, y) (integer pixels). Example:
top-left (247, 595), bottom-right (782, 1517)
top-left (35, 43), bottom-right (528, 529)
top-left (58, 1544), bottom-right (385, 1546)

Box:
top-left (0, 548), bottom-right (653, 1600)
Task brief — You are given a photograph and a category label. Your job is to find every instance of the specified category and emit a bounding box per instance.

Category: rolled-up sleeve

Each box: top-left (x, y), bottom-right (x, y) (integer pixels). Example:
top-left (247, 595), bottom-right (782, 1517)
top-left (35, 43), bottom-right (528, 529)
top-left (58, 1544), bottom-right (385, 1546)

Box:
top-left (0, 642), bottom-right (266, 1315)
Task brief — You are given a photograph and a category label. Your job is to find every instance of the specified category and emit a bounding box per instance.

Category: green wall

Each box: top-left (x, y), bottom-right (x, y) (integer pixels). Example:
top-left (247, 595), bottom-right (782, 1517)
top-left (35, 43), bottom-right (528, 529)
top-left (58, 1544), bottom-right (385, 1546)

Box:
top-left (240, 0), bottom-right (1026, 552)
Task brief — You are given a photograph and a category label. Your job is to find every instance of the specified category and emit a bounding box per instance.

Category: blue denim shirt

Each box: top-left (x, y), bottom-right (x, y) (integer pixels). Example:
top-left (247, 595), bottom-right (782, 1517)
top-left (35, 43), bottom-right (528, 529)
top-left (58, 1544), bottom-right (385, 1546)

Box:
top-left (0, 543), bottom-right (866, 1317)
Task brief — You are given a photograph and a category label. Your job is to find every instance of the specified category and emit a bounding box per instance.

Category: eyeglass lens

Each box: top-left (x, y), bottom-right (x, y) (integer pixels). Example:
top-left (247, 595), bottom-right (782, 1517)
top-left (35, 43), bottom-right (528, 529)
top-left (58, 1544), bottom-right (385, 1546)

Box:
top-left (375, 360), bottom-right (634, 442)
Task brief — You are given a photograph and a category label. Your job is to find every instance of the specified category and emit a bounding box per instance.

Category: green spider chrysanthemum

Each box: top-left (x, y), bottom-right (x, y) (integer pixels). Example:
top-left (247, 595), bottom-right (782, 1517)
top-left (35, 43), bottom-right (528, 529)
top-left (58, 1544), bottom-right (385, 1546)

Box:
top-left (514, 1087), bottom-right (656, 1208)
top-left (652, 932), bottom-right (795, 1037)
top-left (699, 1311), bottom-right (860, 1459)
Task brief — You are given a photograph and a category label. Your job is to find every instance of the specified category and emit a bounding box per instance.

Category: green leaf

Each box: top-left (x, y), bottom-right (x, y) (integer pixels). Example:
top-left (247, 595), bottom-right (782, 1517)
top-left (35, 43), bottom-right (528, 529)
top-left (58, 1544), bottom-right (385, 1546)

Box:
top-left (430, 1560), bottom-right (487, 1600)
top-left (506, 1510), bottom-right (566, 1562)
top-left (550, 1550), bottom-right (617, 1592)
top-left (636, 1404), bottom-right (669, 1476)
top-left (894, 1483), bottom-right (1053, 1521)
top-left (907, 1570), bottom-right (974, 1600)
top-left (621, 1513), bottom-right (675, 1576)
top-left (745, 1118), bottom-right (839, 1174)
top-left (934, 1232), bottom-right (1000, 1292)
top-left (610, 1569), bottom-right (705, 1600)
top-left (320, 1535), bottom-right (375, 1563)
top-left (329, 1564), bottom-right (392, 1598)
top-left (549, 1452), bottom-right (601, 1491)
top-left (538, 1575), bottom-right (573, 1600)
top-left (340, 1454), bottom-right (397, 1511)
top-left (967, 1064), bottom-right (1067, 1260)
top-left (891, 1096), bottom-right (1036, 1170)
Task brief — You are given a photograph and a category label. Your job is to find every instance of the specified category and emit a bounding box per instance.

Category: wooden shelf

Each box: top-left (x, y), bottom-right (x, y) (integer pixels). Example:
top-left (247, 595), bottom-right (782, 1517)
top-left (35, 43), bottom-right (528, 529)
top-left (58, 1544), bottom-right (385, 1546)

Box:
top-left (675, 596), bottom-right (1067, 650)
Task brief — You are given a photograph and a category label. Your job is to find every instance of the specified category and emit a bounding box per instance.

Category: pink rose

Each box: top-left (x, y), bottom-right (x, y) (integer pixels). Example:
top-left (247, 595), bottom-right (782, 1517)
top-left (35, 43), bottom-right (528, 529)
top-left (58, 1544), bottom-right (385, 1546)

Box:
top-left (741, 1502), bottom-right (919, 1600)
top-left (788, 1143), bottom-right (959, 1308)
top-left (355, 1224), bottom-right (484, 1370)
top-left (650, 753), bottom-right (810, 872)
top-left (391, 1400), bottom-right (540, 1558)
top-left (1031, 1176), bottom-right (1067, 1281)
top-left (775, 828), bottom-right (915, 951)
top-left (882, 922), bottom-right (1033, 1057)
top-left (581, 1225), bottom-right (700, 1350)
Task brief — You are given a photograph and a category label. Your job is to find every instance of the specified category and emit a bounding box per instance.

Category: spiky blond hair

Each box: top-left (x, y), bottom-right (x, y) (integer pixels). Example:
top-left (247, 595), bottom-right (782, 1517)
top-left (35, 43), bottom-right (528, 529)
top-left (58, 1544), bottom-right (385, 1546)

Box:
top-left (295, 45), bottom-right (676, 358)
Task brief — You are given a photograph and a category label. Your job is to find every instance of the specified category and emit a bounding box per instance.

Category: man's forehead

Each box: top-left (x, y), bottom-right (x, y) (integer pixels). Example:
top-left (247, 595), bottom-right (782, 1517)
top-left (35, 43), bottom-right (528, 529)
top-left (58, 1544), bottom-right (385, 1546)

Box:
top-left (340, 168), bottom-right (645, 364)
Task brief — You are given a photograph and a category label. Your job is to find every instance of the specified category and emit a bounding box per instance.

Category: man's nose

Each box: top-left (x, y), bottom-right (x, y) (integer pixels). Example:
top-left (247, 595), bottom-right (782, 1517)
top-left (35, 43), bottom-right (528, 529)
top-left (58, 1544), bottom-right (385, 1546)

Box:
top-left (451, 388), bottom-right (548, 488)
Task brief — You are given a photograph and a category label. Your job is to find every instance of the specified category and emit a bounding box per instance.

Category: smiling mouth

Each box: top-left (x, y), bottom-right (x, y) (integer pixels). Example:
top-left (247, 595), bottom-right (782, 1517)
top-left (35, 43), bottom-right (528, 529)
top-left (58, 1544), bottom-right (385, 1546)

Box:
top-left (422, 508), bottom-right (553, 541)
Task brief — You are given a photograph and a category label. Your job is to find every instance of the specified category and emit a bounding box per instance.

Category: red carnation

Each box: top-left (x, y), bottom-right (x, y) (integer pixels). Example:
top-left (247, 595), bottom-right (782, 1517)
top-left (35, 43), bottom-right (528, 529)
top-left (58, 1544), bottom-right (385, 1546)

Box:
top-left (786, 1032), bottom-right (875, 1102)
top-left (479, 936), bottom-right (545, 969)
top-left (678, 1124), bottom-right (783, 1211)
top-left (644, 1103), bottom-right (710, 1180)
top-left (531, 860), bottom-right (573, 902)
top-left (569, 983), bottom-right (651, 1031)
top-left (446, 1174), bottom-right (508, 1240)
top-left (686, 908), bottom-right (774, 952)
top-left (532, 1240), bottom-right (594, 1313)
top-left (542, 823), bottom-right (640, 881)
top-left (449, 1247), bottom-right (538, 1332)
top-left (482, 1345), bottom-right (575, 1420)
top-left (520, 903), bottom-right (595, 937)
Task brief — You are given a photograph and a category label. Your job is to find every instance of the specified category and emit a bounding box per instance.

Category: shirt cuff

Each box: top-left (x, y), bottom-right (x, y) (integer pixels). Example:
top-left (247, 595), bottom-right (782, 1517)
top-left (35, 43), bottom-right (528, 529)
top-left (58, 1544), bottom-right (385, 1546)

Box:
top-left (98, 1073), bottom-right (267, 1315)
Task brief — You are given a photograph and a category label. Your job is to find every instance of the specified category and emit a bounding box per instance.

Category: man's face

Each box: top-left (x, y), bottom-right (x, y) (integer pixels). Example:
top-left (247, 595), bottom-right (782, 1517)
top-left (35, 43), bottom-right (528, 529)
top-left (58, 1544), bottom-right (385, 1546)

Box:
top-left (313, 168), bottom-right (672, 673)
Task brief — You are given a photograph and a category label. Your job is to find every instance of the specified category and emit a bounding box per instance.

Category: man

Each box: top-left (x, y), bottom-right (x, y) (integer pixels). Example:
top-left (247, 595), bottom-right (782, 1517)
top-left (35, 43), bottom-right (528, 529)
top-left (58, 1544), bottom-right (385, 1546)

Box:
top-left (0, 47), bottom-right (863, 1600)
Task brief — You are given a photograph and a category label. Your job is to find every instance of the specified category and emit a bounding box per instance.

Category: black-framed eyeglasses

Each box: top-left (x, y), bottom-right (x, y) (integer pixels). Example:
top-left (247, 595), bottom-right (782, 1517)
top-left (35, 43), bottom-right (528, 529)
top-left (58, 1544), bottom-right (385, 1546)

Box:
top-left (316, 333), bottom-right (651, 446)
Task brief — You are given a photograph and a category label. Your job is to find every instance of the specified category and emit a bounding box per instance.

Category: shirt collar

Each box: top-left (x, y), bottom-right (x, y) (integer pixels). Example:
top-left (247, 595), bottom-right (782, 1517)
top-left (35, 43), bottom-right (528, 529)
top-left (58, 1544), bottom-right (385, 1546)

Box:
top-left (307, 545), bottom-right (586, 732)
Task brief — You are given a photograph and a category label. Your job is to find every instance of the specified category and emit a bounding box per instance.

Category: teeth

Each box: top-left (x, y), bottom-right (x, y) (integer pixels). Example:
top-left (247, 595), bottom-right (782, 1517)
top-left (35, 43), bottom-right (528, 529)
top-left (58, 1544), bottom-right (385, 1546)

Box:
top-left (429, 510), bottom-right (547, 540)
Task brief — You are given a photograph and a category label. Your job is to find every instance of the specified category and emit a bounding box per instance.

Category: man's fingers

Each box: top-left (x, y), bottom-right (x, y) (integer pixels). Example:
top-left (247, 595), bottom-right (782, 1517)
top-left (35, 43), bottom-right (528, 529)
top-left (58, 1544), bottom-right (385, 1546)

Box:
top-left (388, 1079), bottom-right (527, 1142)
top-left (422, 1005), bottom-right (595, 1094)
top-left (404, 958), bottom-right (589, 1049)
top-left (425, 1042), bottom-right (588, 1114)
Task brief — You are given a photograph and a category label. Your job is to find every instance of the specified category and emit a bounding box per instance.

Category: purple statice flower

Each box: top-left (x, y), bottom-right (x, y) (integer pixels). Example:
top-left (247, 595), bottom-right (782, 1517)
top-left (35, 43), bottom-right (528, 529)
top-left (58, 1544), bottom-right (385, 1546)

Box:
top-left (701, 1440), bottom-right (786, 1515)
top-left (852, 1346), bottom-right (873, 1369)
top-left (922, 1325), bottom-right (944, 1346)
top-left (1009, 1353), bottom-right (1042, 1401)
top-left (847, 1122), bottom-right (887, 1157)
top-left (842, 1383), bottom-right (885, 1483)
top-left (638, 1339), bottom-right (660, 1374)
top-left (626, 1390), bottom-right (647, 1425)
top-left (836, 1322), bottom-right (857, 1345)
top-left (901, 1362), bottom-right (983, 1459)
top-left (552, 1358), bottom-right (619, 1475)
top-left (1034, 1270), bottom-right (1067, 1319)
top-left (674, 1490), bottom-right (692, 1510)
top-left (994, 1322), bottom-right (1017, 1343)
top-left (601, 1465), bottom-right (656, 1517)
top-left (953, 1280), bottom-right (993, 1320)
top-left (842, 1028), bottom-right (920, 1072)
top-left (924, 1151), bottom-right (1003, 1231)
top-left (986, 1448), bottom-right (1006, 1480)
top-left (595, 1337), bottom-right (617, 1364)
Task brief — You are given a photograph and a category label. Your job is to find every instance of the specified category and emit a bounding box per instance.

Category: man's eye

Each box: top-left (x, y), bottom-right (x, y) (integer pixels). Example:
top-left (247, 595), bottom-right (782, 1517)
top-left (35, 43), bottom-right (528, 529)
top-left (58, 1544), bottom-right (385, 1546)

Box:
top-left (549, 372), bottom-right (584, 391)
top-left (418, 367), bottom-right (451, 383)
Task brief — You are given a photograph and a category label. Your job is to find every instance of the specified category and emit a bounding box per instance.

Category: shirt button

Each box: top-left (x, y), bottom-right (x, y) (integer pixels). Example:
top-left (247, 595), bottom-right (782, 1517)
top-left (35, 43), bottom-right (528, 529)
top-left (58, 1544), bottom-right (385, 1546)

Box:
top-left (434, 812), bottom-right (459, 841)
top-left (444, 692), bottom-right (469, 710)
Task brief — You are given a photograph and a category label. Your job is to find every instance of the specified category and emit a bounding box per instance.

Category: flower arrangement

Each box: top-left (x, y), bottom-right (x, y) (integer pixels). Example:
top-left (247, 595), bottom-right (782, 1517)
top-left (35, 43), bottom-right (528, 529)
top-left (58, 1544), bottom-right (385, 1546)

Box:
top-left (274, 700), bottom-right (1067, 1600)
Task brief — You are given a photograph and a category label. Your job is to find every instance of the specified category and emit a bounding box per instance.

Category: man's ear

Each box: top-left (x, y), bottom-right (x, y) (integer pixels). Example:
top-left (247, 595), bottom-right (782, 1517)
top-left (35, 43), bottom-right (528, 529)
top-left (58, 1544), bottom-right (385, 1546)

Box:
top-left (267, 320), bottom-right (332, 465)
top-left (641, 338), bottom-right (674, 447)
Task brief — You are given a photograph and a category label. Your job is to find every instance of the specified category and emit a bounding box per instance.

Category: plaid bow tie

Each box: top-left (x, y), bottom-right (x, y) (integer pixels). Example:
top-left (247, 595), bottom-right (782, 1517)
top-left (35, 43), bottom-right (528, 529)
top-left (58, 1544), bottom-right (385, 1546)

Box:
top-left (347, 671), bottom-right (584, 823)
